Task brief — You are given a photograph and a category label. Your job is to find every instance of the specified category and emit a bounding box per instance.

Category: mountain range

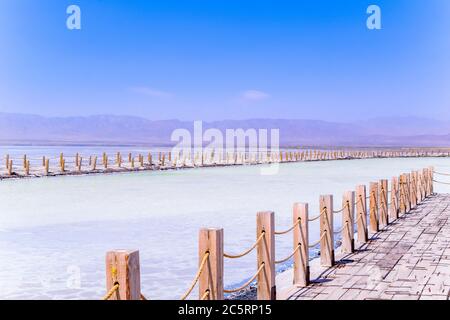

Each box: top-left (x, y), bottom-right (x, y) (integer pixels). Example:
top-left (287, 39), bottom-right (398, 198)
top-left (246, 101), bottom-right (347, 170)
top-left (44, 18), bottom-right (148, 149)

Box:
top-left (1, 112), bottom-right (450, 147)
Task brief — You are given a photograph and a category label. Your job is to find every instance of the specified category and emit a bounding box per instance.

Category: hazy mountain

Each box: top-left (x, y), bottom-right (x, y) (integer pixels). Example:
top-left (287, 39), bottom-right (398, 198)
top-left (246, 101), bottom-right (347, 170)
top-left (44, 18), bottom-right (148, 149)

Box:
top-left (0, 113), bottom-right (450, 147)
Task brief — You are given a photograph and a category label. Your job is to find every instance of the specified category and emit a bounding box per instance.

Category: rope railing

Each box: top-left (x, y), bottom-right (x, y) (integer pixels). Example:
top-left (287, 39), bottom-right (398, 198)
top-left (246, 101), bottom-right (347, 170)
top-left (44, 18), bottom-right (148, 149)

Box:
top-left (102, 283), bottom-right (119, 300)
top-left (433, 179), bottom-right (450, 185)
top-left (274, 219), bottom-right (300, 235)
top-left (332, 202), bottom-right (349, 214)
top-left (223, 263), bottom-right (265, 293)
top-left (275, 244), bottom-right (301, 264)
top-left (308, 231), bottom-right (327, 248)
top-left (180, 251), bottom-right (210, 300)
top-left (333, 221), bottom-right (348, 235)
top-left (307, 207), bottom-right (327, 222)
top-left (101, 166), bottom-right (434, 300)
top-left (200, 290), bottom-right (210, 300)
top-left (223, 232), bottom-right (265, 259)
top-left (433, 170), bottom-right (450, 176)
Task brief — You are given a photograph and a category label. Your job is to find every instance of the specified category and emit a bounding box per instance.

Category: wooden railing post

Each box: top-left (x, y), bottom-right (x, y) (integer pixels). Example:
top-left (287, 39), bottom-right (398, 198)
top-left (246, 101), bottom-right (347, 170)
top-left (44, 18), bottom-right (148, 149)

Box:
top-left (419, 170), bottom-right (425, 202)
top-left (405, 173), bottom-right (411, 212)
top-left (399, 174), bottom-right (406, 215)
top-left (257, 211), bottom-right (276, 300)
top-left (105, 250), bottom-right (141, 300)
top-left (379, 179), bottom-right (388, 227)
top-left (428, 166), bottom-right (434, 194)
top-left (355, 185), bottom-right (368, 243)
top-left (293, 203), bottom-right (309, 287)
top-left (45, 159), bottom-right (49, 175)
top-left (199, 228), bottom-right (224, 300)
top-left (390, 177), bottom-right (399, 220)
top-left (423, 168), bottom-right (430, 197)
top-left (412, 171), bottom-right (419, 207)
top-left (369, 182), bottom-right (379, 232)
top-left (409, 172), bottom-right (416, 209)
top-left (319, 195), bottom-right (334, 267)
top-left (342, 191), bottom-right (355, 253)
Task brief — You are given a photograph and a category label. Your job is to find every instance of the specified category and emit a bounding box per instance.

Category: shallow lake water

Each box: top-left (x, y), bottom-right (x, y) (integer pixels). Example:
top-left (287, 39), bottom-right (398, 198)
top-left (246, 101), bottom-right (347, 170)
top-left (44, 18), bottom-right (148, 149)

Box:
top-left (0, 156), bottom-right (449, 299)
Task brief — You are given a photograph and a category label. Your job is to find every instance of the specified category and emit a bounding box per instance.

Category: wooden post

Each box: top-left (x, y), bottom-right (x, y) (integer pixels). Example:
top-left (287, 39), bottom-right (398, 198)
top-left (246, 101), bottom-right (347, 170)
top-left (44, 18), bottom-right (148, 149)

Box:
top-left (420, 171), bottom-right (425, 201)
top-left (75, 153), bottom-right (79, 168)
top-left (8, 160), bottom-right (12, 176)
top-left (257, 211), bottom-right (276, 300)
top-left (369, 182), bottom-right (379, 232)
top-left (409, 172), bottom-right (416, 209)
top-left (319, 195), bottom-right (334, 267)
top-left (25, 160), bottom-right (30, 176)
top-left (59, 153), bottom-right (63, 170)
top-left (423, 168), bottom-right (430, 197)
top-left (355, 185), bottom-right (368, 243)
top-left (148, 153), bottom-right (152, 166)
top-left (92, 156), bottom-right (97, 170)
top-left (405, 173), bottom-right (411, 212)
top-left (45, 159), bottom-right (49, 175)
top-left (117, 152), bottom-right (121, 168)
top-left (379, 179), bottom-right (388, 227)
top-left (293, 203), bottom-right (309, 287)
top-left (5, 154), bottom-right (9, 170)
top-left (390, 177), bottom-right (399, 220)
top-left (78, 157), bottom-right (82, 171)
top-left (399, 174), bottom-right (407, 215)
top-left (199, 228), bottom-right (224, 300)
top-left (342, 191), bottom-right (355, 253)
top-left (411, 171), bottom-right (418, 208)
top-left (428, 166), bottom-right (434, 194)
top-left (105, 250), bottom-right (141, 300)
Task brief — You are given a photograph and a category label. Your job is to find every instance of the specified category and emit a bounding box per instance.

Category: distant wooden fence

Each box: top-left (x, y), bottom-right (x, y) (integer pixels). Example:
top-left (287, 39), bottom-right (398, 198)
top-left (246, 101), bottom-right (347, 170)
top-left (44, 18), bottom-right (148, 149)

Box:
top-left (102, 166), bottom-right (435, 300)
top-left (2, 149), bottom-right (449, 178)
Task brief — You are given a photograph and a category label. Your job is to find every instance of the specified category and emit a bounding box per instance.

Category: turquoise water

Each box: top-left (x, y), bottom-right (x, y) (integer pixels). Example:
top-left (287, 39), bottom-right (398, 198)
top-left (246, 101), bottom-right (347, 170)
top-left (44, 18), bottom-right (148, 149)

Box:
top-left (0, 156), bottom-right (449, 299)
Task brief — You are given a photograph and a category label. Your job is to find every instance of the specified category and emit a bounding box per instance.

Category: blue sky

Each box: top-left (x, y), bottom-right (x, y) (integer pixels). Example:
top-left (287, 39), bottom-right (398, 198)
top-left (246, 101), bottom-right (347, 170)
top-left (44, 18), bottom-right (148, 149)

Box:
top-left (0, 0), bottom-right (449, 121)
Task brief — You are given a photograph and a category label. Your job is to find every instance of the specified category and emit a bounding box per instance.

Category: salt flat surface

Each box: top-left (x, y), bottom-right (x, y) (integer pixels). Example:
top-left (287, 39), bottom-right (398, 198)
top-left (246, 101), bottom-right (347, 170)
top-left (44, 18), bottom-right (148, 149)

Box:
top-left (0, 156), bottom-right (449, 299)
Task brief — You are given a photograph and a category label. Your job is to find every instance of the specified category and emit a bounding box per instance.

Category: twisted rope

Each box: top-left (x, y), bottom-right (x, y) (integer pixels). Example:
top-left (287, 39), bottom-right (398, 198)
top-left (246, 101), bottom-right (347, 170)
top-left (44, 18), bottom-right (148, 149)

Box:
top-left (332, 202), bottom-right (349, 214)
top-left (308, 231), bottom-right (327, 248)
top-left (180, 251), bottom-right (210, 300)
top-left (433, 170), bottom-right (450, 176)
top-left (308, 207), bottom-right (327, 222)
top-left (275, 219), bottom-right (300, 235)
top-left (223, 263), bottom-right (265, 293)
top-left (433, 179), bottom-right (450, 185)
top-left (275, 244), bottom-right (301, 264)
top-left (223, 232), bottom-right (265, 259)
top-left (333, 221), bottom-right (349, 235)
top-left (102, 283), bottom-right (119, 300)
top-left (200, 290), bottom-right (210, 300)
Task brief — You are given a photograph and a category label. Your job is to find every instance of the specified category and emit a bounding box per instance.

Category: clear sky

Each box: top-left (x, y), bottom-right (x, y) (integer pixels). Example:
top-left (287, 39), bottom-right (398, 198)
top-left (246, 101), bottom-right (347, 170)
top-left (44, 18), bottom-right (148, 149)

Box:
top-left (0, 0), bottom-right (449, 121)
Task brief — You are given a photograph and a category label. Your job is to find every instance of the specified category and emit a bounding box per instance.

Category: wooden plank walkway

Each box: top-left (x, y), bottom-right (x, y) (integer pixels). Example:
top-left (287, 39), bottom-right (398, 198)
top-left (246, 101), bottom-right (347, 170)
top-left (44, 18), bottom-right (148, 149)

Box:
top-left (279, 193), bottom-right (450, 300)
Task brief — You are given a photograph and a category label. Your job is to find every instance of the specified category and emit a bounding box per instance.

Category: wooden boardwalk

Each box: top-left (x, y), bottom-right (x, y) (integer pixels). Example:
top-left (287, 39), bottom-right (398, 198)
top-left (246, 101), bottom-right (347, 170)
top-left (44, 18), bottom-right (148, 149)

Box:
top-left (279, 193), bottom-right (450, 300)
